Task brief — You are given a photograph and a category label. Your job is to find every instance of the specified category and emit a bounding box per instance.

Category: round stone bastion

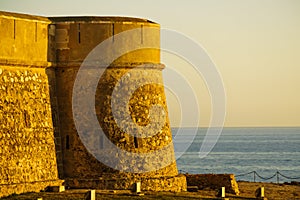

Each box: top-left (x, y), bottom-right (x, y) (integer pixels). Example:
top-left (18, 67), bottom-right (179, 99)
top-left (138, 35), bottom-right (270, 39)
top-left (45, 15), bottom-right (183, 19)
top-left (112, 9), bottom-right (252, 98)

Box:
top-left (49, 16), bottom-right (187, 192)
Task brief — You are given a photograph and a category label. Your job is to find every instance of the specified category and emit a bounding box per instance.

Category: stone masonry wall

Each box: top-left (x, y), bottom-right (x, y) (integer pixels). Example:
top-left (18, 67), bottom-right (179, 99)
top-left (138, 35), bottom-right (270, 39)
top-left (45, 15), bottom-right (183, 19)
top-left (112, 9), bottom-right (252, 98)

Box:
top-left (65, 174), bottom-right (187, 192)
top-left (0, 66), bottom-right (63, 197)
top-left (95, 66), bottom-right (177, 174)
top-left (0, 12), bottom-right (63, 198)
top-left (55, 66), bottom-right (179, 179)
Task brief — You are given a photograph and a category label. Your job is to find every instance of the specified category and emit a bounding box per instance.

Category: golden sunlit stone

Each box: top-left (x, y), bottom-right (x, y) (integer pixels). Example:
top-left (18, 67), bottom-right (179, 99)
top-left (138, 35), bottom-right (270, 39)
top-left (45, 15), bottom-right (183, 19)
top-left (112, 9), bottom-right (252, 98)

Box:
top-left (0, 11), bottom-right (186, 197)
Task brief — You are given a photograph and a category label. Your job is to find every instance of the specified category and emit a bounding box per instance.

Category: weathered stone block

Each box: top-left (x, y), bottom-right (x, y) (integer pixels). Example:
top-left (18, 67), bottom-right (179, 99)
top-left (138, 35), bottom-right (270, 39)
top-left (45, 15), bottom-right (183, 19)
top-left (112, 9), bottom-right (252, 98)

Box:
top-left (186, 174), bottom-right (240, 195)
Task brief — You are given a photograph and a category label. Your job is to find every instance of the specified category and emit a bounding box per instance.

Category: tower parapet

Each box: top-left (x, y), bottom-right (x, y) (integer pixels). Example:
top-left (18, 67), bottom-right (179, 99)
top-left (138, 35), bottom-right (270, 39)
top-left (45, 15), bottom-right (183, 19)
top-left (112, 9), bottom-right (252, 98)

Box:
top-left (49, 16), bottom-right (160, 65)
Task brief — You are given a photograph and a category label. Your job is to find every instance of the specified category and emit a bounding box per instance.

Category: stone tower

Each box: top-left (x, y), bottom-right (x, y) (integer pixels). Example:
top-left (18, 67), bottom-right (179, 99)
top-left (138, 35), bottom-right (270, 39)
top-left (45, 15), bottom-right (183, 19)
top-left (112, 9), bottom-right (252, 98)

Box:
top-left (0, 11), bottom-right (186, 197)
top-left (49, 16), bottom-right (186, 191)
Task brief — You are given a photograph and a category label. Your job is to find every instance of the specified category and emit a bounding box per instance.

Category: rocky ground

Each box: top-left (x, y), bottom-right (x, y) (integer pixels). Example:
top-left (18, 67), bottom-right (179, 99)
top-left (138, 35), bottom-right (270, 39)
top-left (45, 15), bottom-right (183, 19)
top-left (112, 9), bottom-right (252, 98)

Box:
top-left (1, 181), bottom-right (299, 200)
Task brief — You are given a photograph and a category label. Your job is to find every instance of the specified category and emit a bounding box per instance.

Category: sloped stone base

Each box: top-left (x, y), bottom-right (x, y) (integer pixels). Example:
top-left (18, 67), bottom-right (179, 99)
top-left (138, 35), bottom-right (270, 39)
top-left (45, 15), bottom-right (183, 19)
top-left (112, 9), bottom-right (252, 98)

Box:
top-left (65, 174), bottom-right (186, 192)
top-left (0, 179), bottom-right (64, 198)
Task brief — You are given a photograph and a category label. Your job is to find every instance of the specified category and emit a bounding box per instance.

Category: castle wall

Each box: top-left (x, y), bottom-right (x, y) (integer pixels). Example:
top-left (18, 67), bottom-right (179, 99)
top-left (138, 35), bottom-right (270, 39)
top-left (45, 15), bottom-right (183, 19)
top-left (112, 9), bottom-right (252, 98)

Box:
top-left (0, 12), bottom-right (62, 197)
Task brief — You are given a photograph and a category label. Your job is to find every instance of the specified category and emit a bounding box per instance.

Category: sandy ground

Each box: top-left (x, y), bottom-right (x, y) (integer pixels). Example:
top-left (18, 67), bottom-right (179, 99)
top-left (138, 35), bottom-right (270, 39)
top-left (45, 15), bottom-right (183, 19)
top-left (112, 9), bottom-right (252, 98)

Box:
top-left (235, 181), bottom-right (300, 200)
top-left (1, 181), bottom-right (299, 200)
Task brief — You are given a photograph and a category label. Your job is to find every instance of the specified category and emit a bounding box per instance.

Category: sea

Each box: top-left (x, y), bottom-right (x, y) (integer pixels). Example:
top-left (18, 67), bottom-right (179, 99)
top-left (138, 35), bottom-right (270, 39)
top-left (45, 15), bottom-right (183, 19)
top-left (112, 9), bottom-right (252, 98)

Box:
top-left (171, 127), bottom-right (300, 183)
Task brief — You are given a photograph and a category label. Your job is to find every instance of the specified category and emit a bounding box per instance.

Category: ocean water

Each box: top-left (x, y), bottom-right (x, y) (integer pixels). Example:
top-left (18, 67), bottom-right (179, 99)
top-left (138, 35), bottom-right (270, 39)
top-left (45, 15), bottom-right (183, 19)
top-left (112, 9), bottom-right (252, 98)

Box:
top-left (172, 127), bottom-right (300, 182)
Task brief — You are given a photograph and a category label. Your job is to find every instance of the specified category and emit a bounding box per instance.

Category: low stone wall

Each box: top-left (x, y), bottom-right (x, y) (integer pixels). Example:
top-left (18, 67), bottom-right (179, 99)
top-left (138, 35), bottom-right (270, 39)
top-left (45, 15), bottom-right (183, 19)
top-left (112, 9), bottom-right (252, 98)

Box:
top-left (65, 174), bottom-right (187, 192)
top-left (141, 174), bottom-right (186, 192)
top-left (0, 179), bottom-right (63, 198)
top-left (185, 174), bottom-right (240, 195)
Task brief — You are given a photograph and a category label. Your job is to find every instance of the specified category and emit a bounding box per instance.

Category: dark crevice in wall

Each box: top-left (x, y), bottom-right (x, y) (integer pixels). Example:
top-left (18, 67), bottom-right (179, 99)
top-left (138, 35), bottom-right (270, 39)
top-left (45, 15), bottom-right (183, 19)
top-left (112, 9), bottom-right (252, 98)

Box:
top-left (35, 22), bottom-right (37, 42)
top-left (66, 135), bottom-right (70, 150)
top-left (13, 19), bottom-right (16, 39)
top-left (23, 111), bottom-right (30, 127)
top-left (141, 25), bottom-right (143, 44)
top-left (78, 23), bottom-right (81, 44)
top-left (134, 136), bottom-right (138, 148)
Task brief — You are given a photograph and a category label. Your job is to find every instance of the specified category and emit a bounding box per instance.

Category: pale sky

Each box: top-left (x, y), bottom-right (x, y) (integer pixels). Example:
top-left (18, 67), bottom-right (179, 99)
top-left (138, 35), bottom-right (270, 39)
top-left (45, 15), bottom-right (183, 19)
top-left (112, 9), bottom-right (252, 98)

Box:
top-left (1, 0), bottom-right (300, 127)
